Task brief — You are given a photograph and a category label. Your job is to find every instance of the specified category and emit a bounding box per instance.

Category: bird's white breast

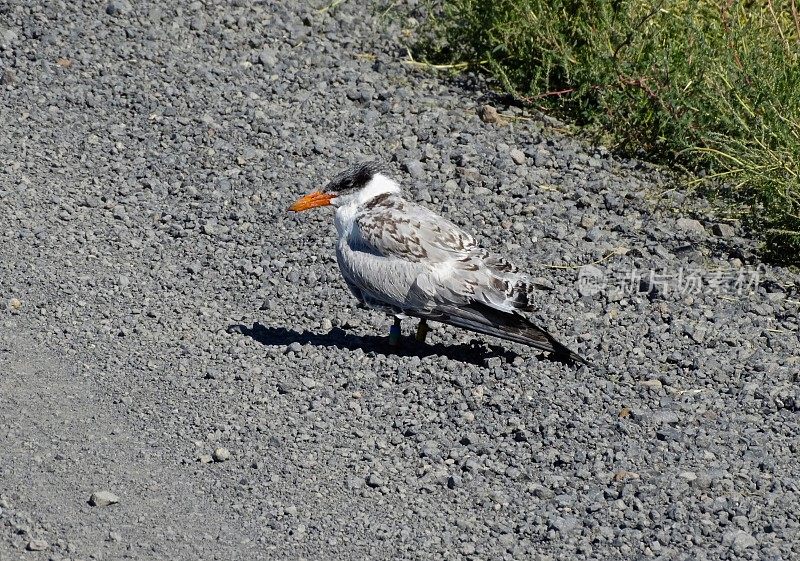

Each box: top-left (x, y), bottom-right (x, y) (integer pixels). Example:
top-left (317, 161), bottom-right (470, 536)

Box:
top-left (334, 203), bottom-right (358, 238)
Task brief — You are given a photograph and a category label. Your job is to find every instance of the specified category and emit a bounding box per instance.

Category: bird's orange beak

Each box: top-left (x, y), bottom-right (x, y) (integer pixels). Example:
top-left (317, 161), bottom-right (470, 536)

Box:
top-left (288, 191), bottom-right (335, 212)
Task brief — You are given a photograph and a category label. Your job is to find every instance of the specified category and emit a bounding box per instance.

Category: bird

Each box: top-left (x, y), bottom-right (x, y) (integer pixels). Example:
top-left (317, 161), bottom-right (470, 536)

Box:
top-left (288, 161), bottom-right (590, 366)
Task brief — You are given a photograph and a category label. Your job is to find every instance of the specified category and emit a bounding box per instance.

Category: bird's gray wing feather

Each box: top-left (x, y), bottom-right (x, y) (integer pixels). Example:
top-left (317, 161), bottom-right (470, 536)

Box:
top-left (350, 194), bottom-right (544, 312)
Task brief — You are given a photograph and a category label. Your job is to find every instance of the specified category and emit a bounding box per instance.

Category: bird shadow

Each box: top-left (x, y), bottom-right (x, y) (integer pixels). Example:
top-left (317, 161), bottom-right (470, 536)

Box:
top-left (227, 322), bottom-right (518, 366)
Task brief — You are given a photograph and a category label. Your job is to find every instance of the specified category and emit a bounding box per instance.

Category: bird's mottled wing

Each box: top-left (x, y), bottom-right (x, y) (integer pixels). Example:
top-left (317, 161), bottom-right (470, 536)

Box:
top-left (353, 194), bottom-right (477, 262)
top-left (351, 195), bottom-right (543, 312)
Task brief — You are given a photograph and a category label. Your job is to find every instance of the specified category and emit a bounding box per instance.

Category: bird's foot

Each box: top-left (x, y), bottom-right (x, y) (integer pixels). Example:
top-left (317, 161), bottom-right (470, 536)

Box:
top-left (415, 319), bottom-right (430, 343)
top-left (388, 317), bottom-right (402, 347)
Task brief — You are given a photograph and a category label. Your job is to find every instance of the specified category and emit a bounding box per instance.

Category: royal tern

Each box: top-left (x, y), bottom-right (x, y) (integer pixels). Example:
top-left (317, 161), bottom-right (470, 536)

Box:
top-left (289, 161), bottom-right (589, 366)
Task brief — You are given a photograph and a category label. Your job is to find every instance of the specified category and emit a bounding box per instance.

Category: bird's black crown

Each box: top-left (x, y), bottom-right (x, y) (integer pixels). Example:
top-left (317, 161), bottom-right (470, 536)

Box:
top-left (326, 160), bottom-right (384, 194)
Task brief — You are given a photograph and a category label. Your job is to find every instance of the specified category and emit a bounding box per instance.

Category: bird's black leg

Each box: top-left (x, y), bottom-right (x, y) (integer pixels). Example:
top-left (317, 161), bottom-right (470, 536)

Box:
top-left (415, 318), bottom-right (430, 343)
top-left (388, 316), bottom-right (402, 347)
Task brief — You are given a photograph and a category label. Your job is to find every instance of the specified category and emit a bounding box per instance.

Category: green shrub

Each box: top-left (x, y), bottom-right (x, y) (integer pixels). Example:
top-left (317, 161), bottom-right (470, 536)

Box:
top-left (417, 0), bottom-right (800, 261)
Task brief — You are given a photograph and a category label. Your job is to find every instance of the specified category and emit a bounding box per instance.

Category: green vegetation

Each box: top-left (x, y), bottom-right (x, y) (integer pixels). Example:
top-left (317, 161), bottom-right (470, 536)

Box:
top-left (416, 0), bottom-right (800, 261)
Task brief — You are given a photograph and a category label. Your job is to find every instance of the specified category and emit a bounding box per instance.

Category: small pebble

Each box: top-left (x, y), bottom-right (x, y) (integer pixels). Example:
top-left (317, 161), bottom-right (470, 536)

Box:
top-left (213, 447), bottom-right (231, 462)
top-left (404, 159), bottom-right (425, 179)
top-left (366, 473), bottom-right (385, 488)
top-left (639, 379), bottom-right (663, 390)
top-left (190, 16), bottom-right (206, 31)
top-left (89, 491), bottom-right (120, 507)
top-left (723, 529), bottom-right (757, 552)
top-left (580, 215), bottom-right (596, 229)
top-left (26, 539), bottom-right (49, 551)
top-left (106, 0), bottom-right (132, 16)
top-left (676, 217), bottom-right (706, 234)
top-left (478, 105), bottom-right (503, 124)
top-left (712, 223), bottom-right (735, 237)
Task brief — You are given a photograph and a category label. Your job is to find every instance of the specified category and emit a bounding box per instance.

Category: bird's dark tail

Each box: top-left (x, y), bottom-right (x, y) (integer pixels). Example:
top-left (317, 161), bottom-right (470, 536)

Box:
top-left (434, 301), bottom-right (591, 367)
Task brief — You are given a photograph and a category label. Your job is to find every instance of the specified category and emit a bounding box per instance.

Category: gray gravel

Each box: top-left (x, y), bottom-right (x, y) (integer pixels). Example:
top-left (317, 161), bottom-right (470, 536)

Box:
top-left (1, 1), bottom-right (799, 560)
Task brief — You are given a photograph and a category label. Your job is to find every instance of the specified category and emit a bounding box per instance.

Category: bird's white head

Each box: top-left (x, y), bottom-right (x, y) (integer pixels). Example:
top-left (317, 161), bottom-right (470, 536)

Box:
top-left (289, 161), bottom-right (400, 212)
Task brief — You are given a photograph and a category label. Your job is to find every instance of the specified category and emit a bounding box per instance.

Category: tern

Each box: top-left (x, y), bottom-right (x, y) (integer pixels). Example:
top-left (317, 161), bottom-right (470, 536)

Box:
top-left (289, 161), bottom-right (589, 366)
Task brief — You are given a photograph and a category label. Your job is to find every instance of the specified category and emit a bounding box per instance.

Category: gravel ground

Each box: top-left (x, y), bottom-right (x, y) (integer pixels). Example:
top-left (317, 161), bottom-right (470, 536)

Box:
top-left (1, 1), bottom-right (799, 560)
